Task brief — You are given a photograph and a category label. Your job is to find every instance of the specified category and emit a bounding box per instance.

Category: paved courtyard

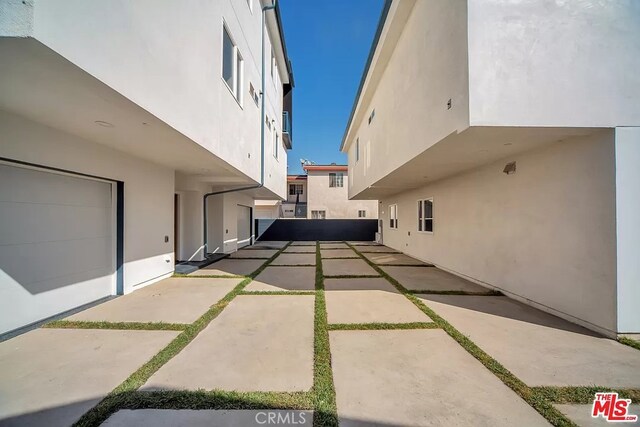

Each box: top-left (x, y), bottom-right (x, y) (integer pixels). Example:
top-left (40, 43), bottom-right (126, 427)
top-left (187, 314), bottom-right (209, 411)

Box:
top-left (1, 241), bottom-right (639, 427)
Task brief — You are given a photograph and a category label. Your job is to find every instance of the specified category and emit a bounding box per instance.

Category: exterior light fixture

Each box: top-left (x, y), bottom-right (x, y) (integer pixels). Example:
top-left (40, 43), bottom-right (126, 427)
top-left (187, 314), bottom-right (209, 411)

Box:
top-left (503, 161), bottom-right (516, 175)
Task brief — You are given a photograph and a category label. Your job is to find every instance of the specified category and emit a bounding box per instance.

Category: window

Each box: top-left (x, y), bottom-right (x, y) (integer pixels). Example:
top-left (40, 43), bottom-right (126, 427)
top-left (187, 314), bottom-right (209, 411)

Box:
top-left (273, 128), bottom-right (279, 159)
top-left (418, 199), bottom-right (433, 232)
top-left (355, 138), bottom-right (360, 163)
top-left (329, 172), bottom-right (344, 188)
top-left (271, 49), bottom-right (275, 78)
top-left (368, 109), bottom-right (375, 124)
top-left (289, 184), bottom-right (303, 195)
top-left (312, 210), bottom-right (326, 219)
top-left (246, 0), bottom-right (252, 12)
top-left (389, 204), bottom-right (398, 229)
top-left (358, 210), bottom-right (366, 218)
top-left (222, 26), bottom-right (243, 102)
top-left (249, 83), bottom-right (259, 106)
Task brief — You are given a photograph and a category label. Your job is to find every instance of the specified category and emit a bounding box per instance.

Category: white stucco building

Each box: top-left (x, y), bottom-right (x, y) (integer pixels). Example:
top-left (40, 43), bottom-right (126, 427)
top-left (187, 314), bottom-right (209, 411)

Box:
top-left (255, 166), bottom-right (379, 220)
top-left (342, 0), bottom-right (640, 337)
top-left (0, 0), bottom-right (294, 335)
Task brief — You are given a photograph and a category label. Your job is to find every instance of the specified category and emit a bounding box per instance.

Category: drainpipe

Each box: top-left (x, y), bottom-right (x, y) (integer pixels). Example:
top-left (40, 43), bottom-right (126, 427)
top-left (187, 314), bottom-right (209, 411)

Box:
top-left (202, 0), bottom-right (277, 256)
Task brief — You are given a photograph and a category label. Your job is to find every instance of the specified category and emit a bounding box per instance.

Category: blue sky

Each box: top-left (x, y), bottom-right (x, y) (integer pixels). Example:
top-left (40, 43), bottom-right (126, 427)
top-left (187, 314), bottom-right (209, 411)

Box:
top-left (279, 0), bottom-right (384, 175)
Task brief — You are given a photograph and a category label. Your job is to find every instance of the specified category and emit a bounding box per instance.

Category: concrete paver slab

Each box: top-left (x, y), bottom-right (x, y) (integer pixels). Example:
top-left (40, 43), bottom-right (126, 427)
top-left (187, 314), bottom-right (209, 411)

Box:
top-left (321, 249), bottom-right (358, 259)
top-left (246, 266), bottom-right (316, 292)
top-left (322, 259), bottom-right (378, 276)
top-left (68, 278), bottom-right (240, 324)
top-left (320, 243), bottom-right (349, 249)
top-left (356, 245), bottom-right (400, 253)
top-left (189, 259), bottom-right (264, 277)
top-left (144, 295), bottom-right (314, 392)
top-left (363, 252), bottom-right (429, 265)
top-left (271, 253), bottom-right (315, 266)
top-left (102, 409), bottom-right (314, 427)
top-left (284, 245), bottom-right (316, 253)
top-left (326, 291), bottom-right (430, 324)
top-left (383, 266), bottom-right (489, 292)
top-left (249, 241), bottom-right (288, 249)
top-left (554, 404), bottom-right (640, 426)
top-left (324, 278), bottom-right (397, 292)
top-left (0, 329), bottom-right (178, 427)
top-left (290, 241), bottom-right (316, 246)
top-left (347, 241), bottom-right (380, 246)
top-left (418, 295), bottom-right (640, 387)
top-left (330, 330), bottom-right (549, 427)
top-left (229, 249), bottom-right (277, 259)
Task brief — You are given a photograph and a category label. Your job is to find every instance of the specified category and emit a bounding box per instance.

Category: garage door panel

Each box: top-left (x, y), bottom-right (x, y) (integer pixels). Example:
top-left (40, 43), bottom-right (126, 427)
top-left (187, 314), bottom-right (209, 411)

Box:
top-left (0, 165), bottom-right (112, 207)
top-left (0, 164), bottom-right (115, 334)
top-left (0, 236), bottom-right (112, 294)
top-left (0, 202), bottom-right (112, 246)
top-left (237, 205), bottom-right (251, 249)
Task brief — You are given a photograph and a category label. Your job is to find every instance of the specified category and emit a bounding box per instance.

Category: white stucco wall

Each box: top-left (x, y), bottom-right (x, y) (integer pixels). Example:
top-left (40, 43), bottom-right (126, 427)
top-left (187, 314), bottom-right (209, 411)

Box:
top-left (307, 171), bottom-right (379, 219)
top-left (468, 0), bottom-right (640, 127)
top-left (0, 111), bottom-right (175, 294)
top-left (28, 0), bottom-right (288, 198)
top-left (614, 127), bottom-right (640, 333)
top-left (345, 0), bottom-right (469, 198)
top-left (380, 131), bottom-right (618, 335)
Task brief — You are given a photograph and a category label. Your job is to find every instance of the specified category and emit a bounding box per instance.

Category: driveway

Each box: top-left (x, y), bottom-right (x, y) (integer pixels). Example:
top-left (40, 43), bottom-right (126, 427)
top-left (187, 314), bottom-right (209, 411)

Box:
top-left (1, 241), bottom-right (639, 426)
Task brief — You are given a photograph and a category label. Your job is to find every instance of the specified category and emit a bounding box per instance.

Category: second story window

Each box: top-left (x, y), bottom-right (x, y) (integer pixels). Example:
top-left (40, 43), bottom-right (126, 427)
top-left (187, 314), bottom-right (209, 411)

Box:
top-left (289, 184), bottom-right (303, 195)
top-left (329, 173), bottom-right (344, 188)
top-left (222, 26), bottom-right (243, 103)
top-left (355, 138), bottom-right (360, 163)
top-left (273, 130), bottom-right (279, 159)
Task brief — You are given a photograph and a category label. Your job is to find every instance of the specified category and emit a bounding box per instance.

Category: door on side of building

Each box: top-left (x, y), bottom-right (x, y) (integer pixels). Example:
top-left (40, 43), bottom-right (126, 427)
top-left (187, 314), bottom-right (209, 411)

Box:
top-left (0, 161), bottom-right (117, 335)
top-left (237, 204), bottom-right (252, 249)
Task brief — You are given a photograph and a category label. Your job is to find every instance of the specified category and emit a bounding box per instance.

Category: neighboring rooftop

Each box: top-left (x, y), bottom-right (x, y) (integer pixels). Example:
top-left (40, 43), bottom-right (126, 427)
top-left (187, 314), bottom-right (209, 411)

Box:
top-left (303, 164), bottom-right (348, 172)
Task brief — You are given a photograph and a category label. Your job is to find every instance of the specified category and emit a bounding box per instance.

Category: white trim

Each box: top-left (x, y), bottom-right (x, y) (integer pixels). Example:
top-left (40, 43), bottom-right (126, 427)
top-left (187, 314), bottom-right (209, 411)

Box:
top-left (417, 198), bottom-right (434, 234)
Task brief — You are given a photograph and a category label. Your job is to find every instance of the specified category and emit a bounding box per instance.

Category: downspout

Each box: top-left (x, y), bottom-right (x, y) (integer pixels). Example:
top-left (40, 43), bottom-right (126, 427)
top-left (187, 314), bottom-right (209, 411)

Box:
top-left (202, 0), bottom-right (277, 256)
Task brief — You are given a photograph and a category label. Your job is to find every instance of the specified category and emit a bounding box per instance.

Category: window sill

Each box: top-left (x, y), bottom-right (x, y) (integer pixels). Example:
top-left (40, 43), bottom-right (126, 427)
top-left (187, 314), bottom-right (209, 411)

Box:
top-left (416, 231), bottom-right (434, 235)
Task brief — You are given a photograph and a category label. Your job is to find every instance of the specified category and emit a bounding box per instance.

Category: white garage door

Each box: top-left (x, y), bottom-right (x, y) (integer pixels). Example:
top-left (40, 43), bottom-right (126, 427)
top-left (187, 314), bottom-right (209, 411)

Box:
top-left (237, 205), bottom-right (252, 249)
top-left (0, 163), bottom-right (115, 335)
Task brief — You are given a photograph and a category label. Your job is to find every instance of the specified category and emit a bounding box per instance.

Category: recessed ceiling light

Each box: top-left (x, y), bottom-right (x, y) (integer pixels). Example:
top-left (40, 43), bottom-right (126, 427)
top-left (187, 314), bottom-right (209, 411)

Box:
top-left (94, 120), bottom-right (114, 128)
top-left (504, 142), bottom-right (513, 146)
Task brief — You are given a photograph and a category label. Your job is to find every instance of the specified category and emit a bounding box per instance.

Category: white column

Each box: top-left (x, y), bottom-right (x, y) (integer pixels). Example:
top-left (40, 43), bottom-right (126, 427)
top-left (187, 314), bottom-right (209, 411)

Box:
top-left (615, 127), bottom-right (640, 333)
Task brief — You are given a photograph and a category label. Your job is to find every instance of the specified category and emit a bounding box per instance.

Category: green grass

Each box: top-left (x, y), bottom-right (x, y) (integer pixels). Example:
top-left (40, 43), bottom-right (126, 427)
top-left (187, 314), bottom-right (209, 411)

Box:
top-left (619, 336), bottom-right (640, 351)
top-left (74, 242), bottom-right (295, 427)
top-left (268, 264), bottom-right (316, 267)
top-left (374, 264), bottom-right (435, 267)
top-left (321, 257), bottom-right (360, 260)
top-left (328, 322), bottom-right (439, 331)
top-left (43, 320), bottom-right (188, 331)
top-left (346, 242), bottom-right (577, 427)
top-left (312, 242), bottom-right (339, 427)
top-left (532, 386), bottom-right (640, 404)
top-left (406, 289), bottom-right (503, 296)
top-left (323, 275), bottom-right (381, 279)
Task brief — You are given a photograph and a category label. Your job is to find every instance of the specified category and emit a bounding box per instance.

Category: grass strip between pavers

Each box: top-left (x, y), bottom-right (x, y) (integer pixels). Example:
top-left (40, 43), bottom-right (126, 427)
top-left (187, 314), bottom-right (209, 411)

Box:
top-left (328, 322), bottom-right (439, 331)
top-left (239, 290), bottom-right (316, 296)
top-left (346, 242), bottom-right (578, 427)
top-left (43, 320), bottom-right (188, 331)
top-left (313, 241), bottom-right (339, 427)
top-left (406, 289), bottom-right (503, 296)
top-left (532, 386), bottom-right (640, 404)
top-left (73, 241), bottom-right (297, 427)
top-left (619, 337), bottom-right (640, 352)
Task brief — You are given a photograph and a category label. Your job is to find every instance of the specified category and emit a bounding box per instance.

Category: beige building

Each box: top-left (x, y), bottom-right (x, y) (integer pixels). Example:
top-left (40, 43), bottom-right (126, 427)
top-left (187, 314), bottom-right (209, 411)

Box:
top-left (256, 165), bottom-right (378, 220)
top-left (341, 0), bottom-right (640, 337)
top-left (304, 165), bottom-right (378, 220)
